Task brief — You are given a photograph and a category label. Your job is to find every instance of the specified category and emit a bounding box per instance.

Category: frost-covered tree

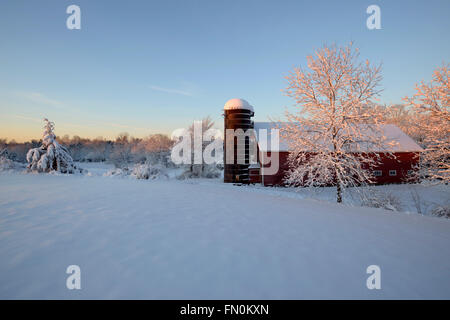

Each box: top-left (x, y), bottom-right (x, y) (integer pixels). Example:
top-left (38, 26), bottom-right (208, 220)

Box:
top-left (132, 134), bottom-right (173, 166)
top-left (403, 64), bottom-right (449, 183)
top-left (26, 118), bottom-right (79, 173)
top-left (0, 139), bottom-right (6, 151)
top-left (0, 148), bottom-right (24, 172)
top-left (110, 132), bottom-right (133, 168)
top-left (189, 116), bottom-right (214, 171)
top-left (174, 116), bottom-right (222, 179)
top-left (189, 116), bottom-right (215, 176)
top-left (282, 43), bottom-right (392, 203)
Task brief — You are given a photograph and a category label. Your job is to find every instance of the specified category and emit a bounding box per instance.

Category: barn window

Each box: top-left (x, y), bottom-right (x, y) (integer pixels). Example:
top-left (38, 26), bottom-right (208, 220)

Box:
top-left (389, 170), bottom-right (397, 176)
top-left (373, 170), bottom-right (382, 176)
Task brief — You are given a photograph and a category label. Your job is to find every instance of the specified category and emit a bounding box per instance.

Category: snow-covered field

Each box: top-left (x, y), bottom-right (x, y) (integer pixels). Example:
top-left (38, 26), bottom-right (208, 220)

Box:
top-left (0, 167), bottom-right (449, 299)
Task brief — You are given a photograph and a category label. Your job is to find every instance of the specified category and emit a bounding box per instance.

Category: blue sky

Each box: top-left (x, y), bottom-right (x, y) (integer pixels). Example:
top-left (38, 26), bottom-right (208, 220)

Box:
top-left (0, 0), bottom-right (449, 141)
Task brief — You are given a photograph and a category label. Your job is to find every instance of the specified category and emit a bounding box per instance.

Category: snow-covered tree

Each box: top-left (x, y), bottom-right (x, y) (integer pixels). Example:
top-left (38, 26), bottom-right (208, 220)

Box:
top-left (174, 116), bottom-right (222, 179)
top-left (26, 119), bottom-right (79, 173)
top-left (132, 134), bottom-right (173, 166)
top-left (403, 64), bottom-right (449, 183)
top-left (0, 147), bottom-right (24, 172)
top-left (188, 116), bottom-right (215, 176)
top-left (110, 133), bottom-right (133, 168)
top-left (282, 43), bottom-right (393, 203)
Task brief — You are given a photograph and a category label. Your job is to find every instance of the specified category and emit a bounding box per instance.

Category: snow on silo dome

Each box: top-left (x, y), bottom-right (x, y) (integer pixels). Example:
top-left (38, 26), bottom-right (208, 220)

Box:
top-left (224, 98), bottom-right (254, 112)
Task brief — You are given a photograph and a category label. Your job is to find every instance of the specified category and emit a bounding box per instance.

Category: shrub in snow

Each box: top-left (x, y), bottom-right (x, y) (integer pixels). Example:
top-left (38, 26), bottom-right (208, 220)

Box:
top-left (104, 162), bottom-right (169, 180)
top-left (0, 156), bottom-right (24, 172)
top-left (26, 119), bottom-right (81, 174)
top-left (361, 191), bottom-right (402, 211)
top-left (1, 148), bottom-right (25, 172)
top-left (430, 206), bottom-right (450, 219)
top-left (131, 162), bottom-right (168, 180)
top-left (110, 144), bottom-right (132, 168)
top-left (145, 150), bottom-right (174, 168)
top-left (84, 151), bottom-right (106, 163)
top-left (176, 164), bottom-right (221, 180)
top-left (202, 165), bottom-right (222, 179)
top-left (0, 148), bottom-right (8, 158)
top-left (104, 167), bottom-right (130, 177)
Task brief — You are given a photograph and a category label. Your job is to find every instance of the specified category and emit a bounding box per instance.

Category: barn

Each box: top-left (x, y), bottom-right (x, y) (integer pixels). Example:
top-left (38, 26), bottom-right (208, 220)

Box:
top-left (222, 98), bottom-right (423, 186)
top-left (249, 122), bottom-right (423, 186)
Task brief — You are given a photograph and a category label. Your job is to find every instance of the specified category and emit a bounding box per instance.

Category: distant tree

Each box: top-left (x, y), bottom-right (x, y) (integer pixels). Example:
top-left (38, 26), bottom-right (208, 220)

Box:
top-left (403, 64), bottom-right (449, 183)
top-left (3, 131), bottom-right (176, 166)
top-left (282, 43), bottom-right (391, 203)
top-left (173, 116), bottom-right (222, 179)
top-left (111, 132), bottom-right (133, 168)
top-left (133, 134), bottom-right (173, 165)
top-left (0, 148), bottom-right (8, 158)
top-left (26, 119), bottom-right (80, 173)
top-left (59, 134), bottom-right (71, 145)
top-left (189, 116), bottom-right (215, 176)
top-left (0, 139), bottom-right (7, 152)
top-left (0, 148), bottom-right (24, 171)
top-left (115, 132), bottom-right (130, 144)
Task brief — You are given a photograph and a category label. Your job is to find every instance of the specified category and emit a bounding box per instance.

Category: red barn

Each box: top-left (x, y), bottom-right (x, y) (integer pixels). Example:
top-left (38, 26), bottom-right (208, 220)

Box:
top-left (249, 122), bottom-right (423, 186)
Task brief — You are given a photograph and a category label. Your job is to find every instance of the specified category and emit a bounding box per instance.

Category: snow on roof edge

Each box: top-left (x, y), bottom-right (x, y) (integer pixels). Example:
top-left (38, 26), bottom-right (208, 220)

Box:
top-left (253, 122), bottom-right (424, 153)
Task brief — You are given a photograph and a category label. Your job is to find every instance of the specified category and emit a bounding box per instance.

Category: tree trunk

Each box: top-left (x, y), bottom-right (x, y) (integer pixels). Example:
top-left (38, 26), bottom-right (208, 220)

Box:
top-left (336, 183), bottom-right (342, 203)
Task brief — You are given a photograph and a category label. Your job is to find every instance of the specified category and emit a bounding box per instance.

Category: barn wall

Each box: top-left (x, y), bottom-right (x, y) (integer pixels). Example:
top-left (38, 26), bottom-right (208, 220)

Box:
top-left (259, 151), bottom-right (290, 186)
top-left (258, 151), bottom-right (420, 186)
top-left (371, 152), bottom-right (420, 184)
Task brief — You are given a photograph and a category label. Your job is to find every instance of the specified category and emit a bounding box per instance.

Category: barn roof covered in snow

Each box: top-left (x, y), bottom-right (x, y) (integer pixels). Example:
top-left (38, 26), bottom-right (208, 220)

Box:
top-left (253, 122), bottom-right (424, 153)
top-left (223, 98), bottom-right (254, 112)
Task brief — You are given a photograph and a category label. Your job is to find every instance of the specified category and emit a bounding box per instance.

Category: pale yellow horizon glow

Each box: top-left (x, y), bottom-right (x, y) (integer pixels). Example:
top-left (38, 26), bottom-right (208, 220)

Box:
top-left (0, 115), bottom-right (173, 143)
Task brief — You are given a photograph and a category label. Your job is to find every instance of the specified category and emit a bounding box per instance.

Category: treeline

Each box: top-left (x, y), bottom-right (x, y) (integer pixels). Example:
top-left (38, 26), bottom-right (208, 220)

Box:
top-left (0, 105), bottom-right (440, 164)
top-left (0, 132), bottom-right (174, 167)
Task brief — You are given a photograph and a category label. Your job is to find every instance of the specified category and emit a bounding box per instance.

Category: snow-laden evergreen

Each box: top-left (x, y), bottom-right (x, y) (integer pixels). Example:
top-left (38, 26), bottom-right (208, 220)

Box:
top-left (26, 119), bottom-right (80, 174)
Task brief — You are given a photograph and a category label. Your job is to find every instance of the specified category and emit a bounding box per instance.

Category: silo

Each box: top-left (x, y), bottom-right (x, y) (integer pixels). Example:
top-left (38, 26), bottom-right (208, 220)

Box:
top-left (223, 98), bottom-right (255, 183)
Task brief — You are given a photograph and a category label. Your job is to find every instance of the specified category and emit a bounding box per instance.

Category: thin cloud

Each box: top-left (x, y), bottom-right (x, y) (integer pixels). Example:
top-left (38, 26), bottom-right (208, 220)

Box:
top-left (101, 121), bottom-right (149, 131)
top-left (11, 114), bottom-right (86, 129)
top-left (11, 92), bottom-right (151, 133)
top-left (11, 114), bottom-right (42, 123)
top-left (148, 85), bottom-right (193, 96)
top-left (17, 92), bottom-right (66, 109)
top-left (11, 114), bottom-right (148, 132)
top-left (14, 91), bottom-right (83, 113)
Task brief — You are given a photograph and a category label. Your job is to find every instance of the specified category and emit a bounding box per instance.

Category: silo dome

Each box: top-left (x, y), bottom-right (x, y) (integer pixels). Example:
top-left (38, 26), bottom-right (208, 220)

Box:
top-left (224, 98), bottom-right (254, 112)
